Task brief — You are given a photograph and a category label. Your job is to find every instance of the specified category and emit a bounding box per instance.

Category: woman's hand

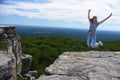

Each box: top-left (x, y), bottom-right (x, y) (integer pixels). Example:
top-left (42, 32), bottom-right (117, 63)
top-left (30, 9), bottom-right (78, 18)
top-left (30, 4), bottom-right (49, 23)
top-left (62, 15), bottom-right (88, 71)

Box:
top-left (88, 9), bottom-right (91, 12)
top-left (109, 13), bottom-right (112, 17)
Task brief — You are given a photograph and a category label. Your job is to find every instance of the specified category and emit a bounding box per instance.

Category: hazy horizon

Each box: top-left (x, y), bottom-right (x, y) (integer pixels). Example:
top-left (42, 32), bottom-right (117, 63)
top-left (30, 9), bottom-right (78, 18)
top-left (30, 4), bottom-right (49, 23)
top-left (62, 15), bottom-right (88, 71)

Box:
top-left (0, 23), bottom-right (120, 32)
top-left (10, 25), bottom-right (120, 41)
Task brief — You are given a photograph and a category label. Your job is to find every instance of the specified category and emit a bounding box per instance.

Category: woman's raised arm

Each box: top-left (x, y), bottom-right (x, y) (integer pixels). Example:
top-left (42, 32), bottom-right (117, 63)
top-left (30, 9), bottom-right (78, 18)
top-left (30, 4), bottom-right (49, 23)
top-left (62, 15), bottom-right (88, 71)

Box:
top-left (98, 13), bottom-right (112, 25)
top-left (88, 9), bottom-right (91, 22)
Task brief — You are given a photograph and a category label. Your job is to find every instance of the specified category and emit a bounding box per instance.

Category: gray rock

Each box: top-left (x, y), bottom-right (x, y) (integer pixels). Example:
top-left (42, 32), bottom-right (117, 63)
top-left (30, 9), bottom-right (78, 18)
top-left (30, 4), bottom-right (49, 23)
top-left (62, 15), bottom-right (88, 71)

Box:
top-left (0, 51), bottom-right (16, 80)
top-left (21, 54), bottom-right (32, 75)
top-left (24, 71), bottom-right (37, 79)
top-left (30, 76), bottom-right (36, 80)
top-left (37, 75), bottom-right (82, 80)
top-left (0, 28), bottom-right (3, 34)
top-left (37, 51), bottom-right (120, 80)
top-left (28, 71), bottom-right (37, 77)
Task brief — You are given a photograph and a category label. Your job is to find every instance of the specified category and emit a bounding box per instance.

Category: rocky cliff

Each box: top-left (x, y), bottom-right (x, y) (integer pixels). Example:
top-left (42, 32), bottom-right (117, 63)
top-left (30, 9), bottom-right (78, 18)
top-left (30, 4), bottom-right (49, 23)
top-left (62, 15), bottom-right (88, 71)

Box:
top-left (0, 26), bottom-right (35, 80)
top-left (37, 51), bottom-right (120, 80)
top-left (0, 26), bottom-right (22, 80)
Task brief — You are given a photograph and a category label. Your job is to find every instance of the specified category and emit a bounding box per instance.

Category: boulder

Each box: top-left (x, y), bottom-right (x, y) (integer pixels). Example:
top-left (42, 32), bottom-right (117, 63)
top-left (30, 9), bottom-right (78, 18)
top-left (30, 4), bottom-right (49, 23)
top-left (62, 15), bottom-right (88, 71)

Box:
top-left (24, 71), bottom-right (37, 80)
top-left (21, 54), bottom-right (32, 75)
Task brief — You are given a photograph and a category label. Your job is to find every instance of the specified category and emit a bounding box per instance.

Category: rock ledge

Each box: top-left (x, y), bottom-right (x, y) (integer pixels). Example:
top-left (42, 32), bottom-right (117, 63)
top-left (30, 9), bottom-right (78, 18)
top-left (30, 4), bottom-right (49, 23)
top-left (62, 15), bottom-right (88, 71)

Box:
top-left (37, 51), bottom-right (120, 80)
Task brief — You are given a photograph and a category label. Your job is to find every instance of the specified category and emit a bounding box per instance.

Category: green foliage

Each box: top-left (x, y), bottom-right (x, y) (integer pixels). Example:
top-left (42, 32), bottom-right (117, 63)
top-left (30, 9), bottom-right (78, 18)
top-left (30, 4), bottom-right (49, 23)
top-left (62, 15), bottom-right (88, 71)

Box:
top-left (17, 76), bottom-right (28, 80)
top-left (0, 38), bottom-right (6, 50)
top-left (21, 36), bottom-right (120, 78)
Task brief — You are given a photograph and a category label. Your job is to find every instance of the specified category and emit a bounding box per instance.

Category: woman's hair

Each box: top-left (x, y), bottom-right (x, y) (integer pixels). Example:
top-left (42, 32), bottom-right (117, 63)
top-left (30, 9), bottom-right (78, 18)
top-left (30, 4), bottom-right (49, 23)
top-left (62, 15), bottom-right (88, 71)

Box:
top-left (90, 16), bottom-right (97, 23)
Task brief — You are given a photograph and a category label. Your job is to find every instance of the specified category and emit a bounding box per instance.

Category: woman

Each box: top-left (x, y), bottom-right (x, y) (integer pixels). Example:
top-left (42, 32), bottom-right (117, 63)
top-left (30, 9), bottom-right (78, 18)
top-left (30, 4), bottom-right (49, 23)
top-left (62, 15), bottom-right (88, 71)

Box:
top-left (87, 9), bottom-right (112, 48)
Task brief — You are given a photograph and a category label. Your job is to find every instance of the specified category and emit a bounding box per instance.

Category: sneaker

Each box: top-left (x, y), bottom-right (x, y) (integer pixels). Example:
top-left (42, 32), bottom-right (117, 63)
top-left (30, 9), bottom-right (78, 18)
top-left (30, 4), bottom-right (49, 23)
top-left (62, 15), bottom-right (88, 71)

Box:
top-left (98, 41), bottom-right (103, 47)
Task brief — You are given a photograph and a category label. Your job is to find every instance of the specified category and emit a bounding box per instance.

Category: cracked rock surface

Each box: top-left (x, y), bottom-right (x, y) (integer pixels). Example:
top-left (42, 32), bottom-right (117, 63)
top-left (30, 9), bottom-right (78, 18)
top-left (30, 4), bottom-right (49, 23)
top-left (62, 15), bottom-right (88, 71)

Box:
top-left (0, 51), bottom-right (16, 80)
top-left (37, 51), bottom-right (120, 80)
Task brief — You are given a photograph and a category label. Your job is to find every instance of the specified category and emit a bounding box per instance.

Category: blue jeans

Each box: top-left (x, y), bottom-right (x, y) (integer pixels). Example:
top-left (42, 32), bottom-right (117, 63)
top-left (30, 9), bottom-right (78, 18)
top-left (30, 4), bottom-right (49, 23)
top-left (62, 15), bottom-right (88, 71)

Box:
top-left (87, 34), bottom-right (98, 48)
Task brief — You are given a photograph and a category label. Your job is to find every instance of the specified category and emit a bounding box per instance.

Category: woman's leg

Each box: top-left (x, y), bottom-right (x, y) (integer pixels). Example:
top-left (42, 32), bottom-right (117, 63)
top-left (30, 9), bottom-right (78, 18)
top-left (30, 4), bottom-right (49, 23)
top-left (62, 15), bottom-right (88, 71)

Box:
top-left (91, 34), bottom-right (98, 48)
top-left (95, 36), bottom-right (99, 47)
top-left (87, 34), bottom-right (92, 47)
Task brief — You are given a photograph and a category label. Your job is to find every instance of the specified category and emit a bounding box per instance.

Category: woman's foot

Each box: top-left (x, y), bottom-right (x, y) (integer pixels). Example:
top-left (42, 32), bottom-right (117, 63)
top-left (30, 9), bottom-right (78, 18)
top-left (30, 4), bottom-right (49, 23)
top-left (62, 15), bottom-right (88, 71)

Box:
top-left (98, 41), bottom-right (103, 47)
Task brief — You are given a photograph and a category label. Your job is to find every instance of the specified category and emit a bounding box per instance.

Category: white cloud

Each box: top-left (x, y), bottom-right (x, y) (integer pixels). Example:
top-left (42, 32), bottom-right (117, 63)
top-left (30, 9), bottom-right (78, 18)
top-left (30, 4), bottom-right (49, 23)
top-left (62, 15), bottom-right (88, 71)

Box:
top-left (0, 0), bottom-right (120, 26)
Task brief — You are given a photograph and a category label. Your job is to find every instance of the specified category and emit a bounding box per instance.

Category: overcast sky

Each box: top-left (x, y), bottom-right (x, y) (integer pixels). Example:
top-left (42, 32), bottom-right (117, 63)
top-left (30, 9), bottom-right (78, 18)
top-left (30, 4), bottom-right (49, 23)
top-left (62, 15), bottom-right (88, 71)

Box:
top-left (0, 0), bottom-right (120, 31)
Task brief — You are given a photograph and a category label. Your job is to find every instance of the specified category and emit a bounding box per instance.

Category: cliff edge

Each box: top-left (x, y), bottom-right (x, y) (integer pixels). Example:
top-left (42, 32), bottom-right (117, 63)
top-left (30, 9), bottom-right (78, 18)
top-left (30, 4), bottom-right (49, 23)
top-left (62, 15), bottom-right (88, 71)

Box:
top-left (0, 27), bottom-right (22, 80)
top-left (37, 51), bottom-right (120, 80)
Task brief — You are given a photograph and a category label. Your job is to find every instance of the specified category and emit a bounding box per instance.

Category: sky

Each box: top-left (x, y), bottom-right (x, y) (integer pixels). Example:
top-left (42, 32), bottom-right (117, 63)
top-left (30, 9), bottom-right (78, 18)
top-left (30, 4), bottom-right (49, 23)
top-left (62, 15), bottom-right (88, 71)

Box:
top-left (0, 0), bottom-right (120, 31)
